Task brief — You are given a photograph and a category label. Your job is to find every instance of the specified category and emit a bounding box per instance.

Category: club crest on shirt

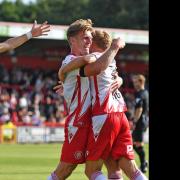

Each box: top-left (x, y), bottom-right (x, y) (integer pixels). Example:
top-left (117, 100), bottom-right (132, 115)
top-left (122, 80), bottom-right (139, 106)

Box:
top-left (74, 151), bottom-right (83, 160)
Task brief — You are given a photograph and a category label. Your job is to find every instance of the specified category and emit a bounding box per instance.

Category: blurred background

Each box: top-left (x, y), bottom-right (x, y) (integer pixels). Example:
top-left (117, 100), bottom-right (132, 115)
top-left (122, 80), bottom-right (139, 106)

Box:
top-left (0, 0), bottom-right (148, 179)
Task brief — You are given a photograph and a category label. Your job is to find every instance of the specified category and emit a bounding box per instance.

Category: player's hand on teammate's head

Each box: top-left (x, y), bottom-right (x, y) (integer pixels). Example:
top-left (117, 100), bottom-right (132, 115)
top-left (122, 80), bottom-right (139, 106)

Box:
top-left (111, 37), bottom-right (126, 49)
top-left (31, 20), bottom-right (51, 38)
top-left (53, 81), bottom-right (64, 96)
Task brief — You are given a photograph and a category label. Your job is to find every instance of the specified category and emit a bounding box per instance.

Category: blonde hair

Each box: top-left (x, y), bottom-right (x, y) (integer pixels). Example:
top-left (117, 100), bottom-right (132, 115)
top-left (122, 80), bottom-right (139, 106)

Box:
top-left (67, 19), bottom-right (93, 41)
top-left (92, 30), bottom-right (112, 50)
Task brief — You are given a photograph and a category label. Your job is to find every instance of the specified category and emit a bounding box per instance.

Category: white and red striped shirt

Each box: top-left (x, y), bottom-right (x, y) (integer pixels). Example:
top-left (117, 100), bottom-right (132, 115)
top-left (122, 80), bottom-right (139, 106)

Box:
top-left (90, 52), bottom-right (127, 116)
top-left (62, 55), bottom-right (91, 128)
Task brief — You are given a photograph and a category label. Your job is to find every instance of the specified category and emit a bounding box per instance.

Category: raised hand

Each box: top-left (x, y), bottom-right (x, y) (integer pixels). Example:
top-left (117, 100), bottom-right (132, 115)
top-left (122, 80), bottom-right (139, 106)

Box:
top-left (111, 37), bottom-right (126, 49)
top-left (31, 20), bottom-right (51, 37)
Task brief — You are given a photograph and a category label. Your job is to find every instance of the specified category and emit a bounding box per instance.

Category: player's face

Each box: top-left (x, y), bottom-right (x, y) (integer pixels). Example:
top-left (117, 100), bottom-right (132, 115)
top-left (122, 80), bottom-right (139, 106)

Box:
top-left (132, 78), bottom-right (141, 90)
top-left (73, 30), bottom-right (93, 55)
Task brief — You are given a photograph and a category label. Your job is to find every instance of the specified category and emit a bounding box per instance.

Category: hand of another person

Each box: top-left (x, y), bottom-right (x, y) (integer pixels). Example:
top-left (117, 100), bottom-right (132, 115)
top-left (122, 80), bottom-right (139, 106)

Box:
top-left (31, 20), bottom-right (51, 37)
top-left (111, 37), bottom-right (126, 49)
top-left (111, 73), bottom-right (123, 94)
top-left (53, 81), bottom-right (64, 96)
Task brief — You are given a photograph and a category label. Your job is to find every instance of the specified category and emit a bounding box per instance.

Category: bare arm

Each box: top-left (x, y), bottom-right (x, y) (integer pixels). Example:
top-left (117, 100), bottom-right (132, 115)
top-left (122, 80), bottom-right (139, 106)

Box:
top-left (58, 54), bottom-right (97, 81)
top-left (83, 38), bottom-right (125, 76)
top-left (0, 34), bottom-right (30, 53)
top-left (0, 20), bottom-right (50, 53)
top-left (133, 107), bottom-right (143, 123)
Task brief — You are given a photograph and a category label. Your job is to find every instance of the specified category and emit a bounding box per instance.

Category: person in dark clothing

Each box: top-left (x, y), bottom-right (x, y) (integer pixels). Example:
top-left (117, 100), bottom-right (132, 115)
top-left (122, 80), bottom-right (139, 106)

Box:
top-left (44, 95), bottom-right (56, 122)
top-left (132, 74), bottom-right (149, 173)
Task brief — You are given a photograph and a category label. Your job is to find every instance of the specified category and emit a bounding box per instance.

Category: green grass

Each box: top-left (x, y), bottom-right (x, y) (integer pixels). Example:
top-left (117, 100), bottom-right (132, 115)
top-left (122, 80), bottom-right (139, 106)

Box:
top-left (0, 143), bottom-right (148, 180)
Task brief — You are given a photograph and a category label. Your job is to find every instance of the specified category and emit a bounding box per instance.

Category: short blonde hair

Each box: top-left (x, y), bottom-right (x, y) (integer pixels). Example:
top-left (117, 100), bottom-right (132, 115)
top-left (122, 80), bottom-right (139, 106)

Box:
top-left (92, 30), bottom-right (112, 50)
top-left (67, 19), bottom-right (93, 41)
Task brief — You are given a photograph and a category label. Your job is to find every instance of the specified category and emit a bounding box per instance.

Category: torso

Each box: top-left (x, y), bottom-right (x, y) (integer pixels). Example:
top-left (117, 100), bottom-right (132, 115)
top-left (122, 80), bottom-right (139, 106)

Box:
top-left (90, 52), bottom-right (127, 116)
top-left (62, 54), bottom-right (92, 127)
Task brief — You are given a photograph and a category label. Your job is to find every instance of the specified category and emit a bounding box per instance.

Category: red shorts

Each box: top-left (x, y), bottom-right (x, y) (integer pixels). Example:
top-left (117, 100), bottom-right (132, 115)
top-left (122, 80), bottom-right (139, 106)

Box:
top-left (86, 112), bottom-right (134, 161)
top-left (60, 114), bottom-right (91, 164)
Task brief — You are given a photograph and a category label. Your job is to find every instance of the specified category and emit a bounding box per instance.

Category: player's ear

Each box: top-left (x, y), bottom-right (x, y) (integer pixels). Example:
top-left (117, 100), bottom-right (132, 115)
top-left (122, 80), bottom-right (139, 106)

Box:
top-left (69, 37), bottom-right (76, 46)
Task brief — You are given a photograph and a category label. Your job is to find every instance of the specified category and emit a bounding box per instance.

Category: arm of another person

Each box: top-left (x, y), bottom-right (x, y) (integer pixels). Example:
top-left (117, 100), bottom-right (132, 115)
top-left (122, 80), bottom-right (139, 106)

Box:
top-left (58, 54), bottom-right (97, 81)
top-left (133, 107), bottom-right (143, 123)
top-left (0, 20), bottom-right (50, 53)
top-left (82, 38), bottom-right (125, 77)
top-left (133, 97), bottom-right (143, 123)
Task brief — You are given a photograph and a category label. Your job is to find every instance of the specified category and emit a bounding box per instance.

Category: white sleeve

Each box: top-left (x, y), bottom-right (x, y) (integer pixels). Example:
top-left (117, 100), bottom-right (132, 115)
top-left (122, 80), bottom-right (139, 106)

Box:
top-left (62, 55), bottom-right (76, 66)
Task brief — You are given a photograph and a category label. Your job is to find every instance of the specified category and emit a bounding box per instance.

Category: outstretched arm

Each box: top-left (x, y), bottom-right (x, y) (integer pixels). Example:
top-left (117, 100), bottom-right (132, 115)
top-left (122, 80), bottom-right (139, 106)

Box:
top-left (0, 20), bottom-right (50, 53)
top-left (82, 38), bottom-right (125, 77)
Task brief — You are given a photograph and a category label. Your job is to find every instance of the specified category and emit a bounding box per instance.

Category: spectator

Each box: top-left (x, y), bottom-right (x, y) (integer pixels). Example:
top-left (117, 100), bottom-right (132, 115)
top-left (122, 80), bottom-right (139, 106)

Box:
top-left (43, 95), bottom-right (56, 122)
top-left (0, 65), bottom-right (147, 127)
top-left (0, 107), bottom-right (11, 124)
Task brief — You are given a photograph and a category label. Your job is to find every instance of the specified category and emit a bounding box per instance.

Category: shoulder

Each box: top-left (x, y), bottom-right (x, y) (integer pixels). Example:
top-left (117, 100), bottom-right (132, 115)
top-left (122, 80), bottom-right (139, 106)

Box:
top-left (62, 54), bottom-right (76, 65)
top-left (141, 89), bottom-right (148, 96)
top-left (137, 90), bottom-right (148, 101)
top-left (135, 91), bottom-right (143, 101)
top-left (143, 90), bottom-right (149, 99)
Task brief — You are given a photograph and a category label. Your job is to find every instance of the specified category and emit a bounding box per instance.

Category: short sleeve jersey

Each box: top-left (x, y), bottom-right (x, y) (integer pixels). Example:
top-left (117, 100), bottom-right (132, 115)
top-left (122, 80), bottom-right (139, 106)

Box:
top-left (62, 54), bottom-right (92, 127)
top-left (89, 52), bottom-right (127, 116)
top-left (134, 89), bottom-right (149, 117)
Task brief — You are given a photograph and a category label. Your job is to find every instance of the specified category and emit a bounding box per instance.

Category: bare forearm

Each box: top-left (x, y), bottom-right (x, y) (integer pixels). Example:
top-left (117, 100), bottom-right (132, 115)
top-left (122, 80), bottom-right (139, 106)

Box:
top-left (0, 20), bottom-right (50, 53)
top-left (6, 34), bottom-right (29, 50)
top-left (58, 55), bottom-right (96, 81)
top-left (62, 55), bottom-right (96, 74)
top-left (62, 57), bottom-right (87, 74)
top-left (0, 34), bottom-right (28, 53)
top-left (95, 47), bottom-right (119, 71)
top-left (134, 107), bottom-right (143, 123)
top-left (84, 46), bottom-right (119, 76)
top-left (83, 38), bottom-right (125, 76)
top-left (0, 42), bottom-right (10, 53)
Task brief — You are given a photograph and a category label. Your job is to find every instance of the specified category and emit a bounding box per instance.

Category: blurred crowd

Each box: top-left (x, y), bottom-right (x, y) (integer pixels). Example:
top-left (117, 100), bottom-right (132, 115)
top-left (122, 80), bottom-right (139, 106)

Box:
top-left (0, 65), bottom-right (66, 126)
top-left (0, 64), bottom-right (148, 126)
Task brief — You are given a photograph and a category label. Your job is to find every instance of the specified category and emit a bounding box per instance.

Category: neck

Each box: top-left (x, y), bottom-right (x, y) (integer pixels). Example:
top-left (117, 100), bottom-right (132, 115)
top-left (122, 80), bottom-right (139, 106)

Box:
top-left (70, 50), bottom-right (79, 56)
top-left (137, 86), bottom-right (144, 91)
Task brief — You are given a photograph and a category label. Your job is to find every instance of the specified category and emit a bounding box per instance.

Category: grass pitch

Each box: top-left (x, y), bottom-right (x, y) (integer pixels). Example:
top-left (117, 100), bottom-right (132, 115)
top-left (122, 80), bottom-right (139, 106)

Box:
top-left (0, 143), bottom-right (148, 180)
